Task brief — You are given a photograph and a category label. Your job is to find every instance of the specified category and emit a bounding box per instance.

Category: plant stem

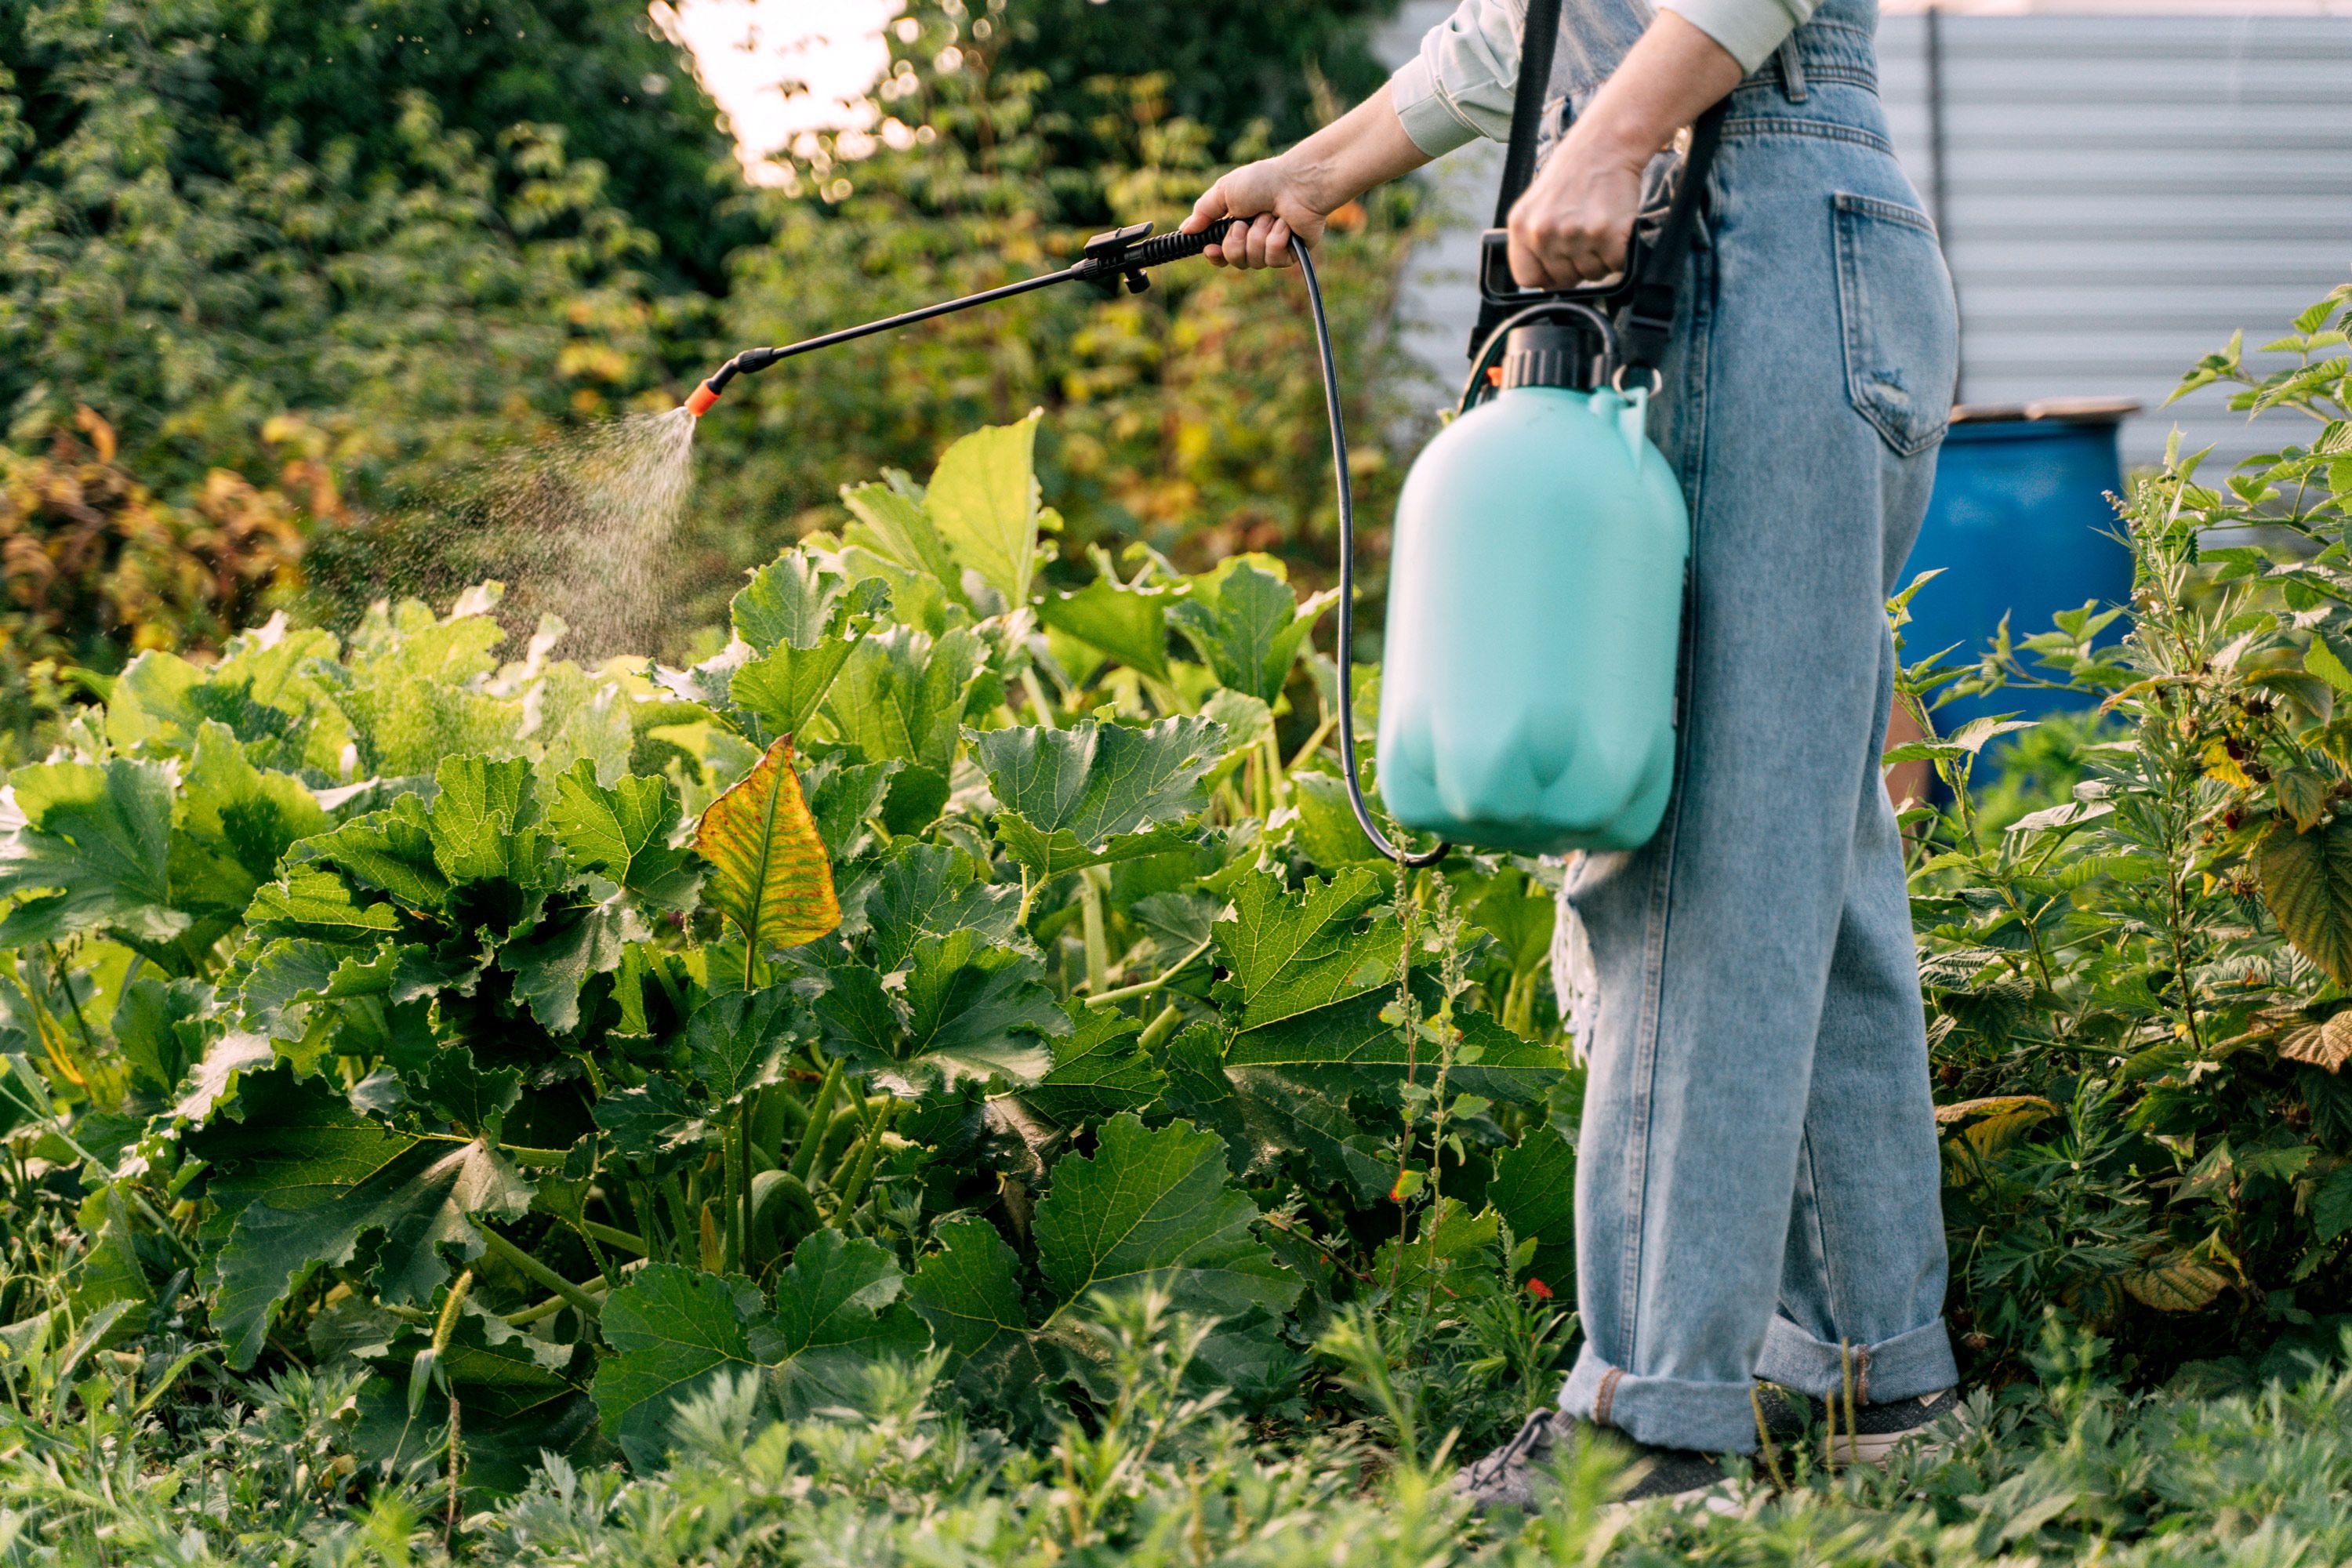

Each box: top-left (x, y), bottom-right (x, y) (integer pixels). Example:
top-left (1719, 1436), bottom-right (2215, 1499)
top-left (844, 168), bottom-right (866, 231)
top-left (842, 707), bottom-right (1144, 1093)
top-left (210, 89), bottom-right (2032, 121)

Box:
top-left (1078, 867), bottom-right (1112, 996)
top-left (837, 1096), bottom-right (898, 1214)
top-left (1020, 666), bottom-right (1060, 730)
top-left (42, 941), bottom-right (98, 1062)
top-left (483, 1141), bottom-right (573, 1167)
top-left (476, 1229), bottom-right (601, 1320)
top-left (503, 1277), bottom-right (611, 1327)
top-left (790, 1058), bottom-right (844, 1183)
top-left (1083, 933), bottom-right (1214, 1008)
top-left (1138, 1000), bottom-right (1185, 1053)
top-left (577, 1219), bottom-right (648, 1254)
top-left (722, 1113), bottom-right (744, 1273)
top-left (1287, 713), bottom-right (1338, 775)
top-left (737, 1099), bottom-right (753, 1269)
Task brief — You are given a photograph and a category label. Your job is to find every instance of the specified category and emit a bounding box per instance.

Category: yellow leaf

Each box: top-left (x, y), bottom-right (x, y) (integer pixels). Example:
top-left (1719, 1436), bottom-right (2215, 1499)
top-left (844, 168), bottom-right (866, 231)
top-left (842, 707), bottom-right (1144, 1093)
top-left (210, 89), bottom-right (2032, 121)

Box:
top-left (1934, 1094), bottom-right (2060, 1126)
top-left (695, 736), bottom-right (840, 967)
top-left (2122, 1254), bottom-right (2228, 1312)
top-left (2201, 739), bottom-right (2253, 789)
top-left (72, 405), bottom-right (116, 464)
top-left (2280, 1011), bottom-right (2352, 1073)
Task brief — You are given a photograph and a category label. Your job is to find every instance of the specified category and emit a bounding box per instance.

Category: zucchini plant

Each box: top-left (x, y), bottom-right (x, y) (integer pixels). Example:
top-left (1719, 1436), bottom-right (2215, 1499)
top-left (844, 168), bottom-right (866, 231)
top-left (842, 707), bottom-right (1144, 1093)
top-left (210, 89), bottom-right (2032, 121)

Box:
top-left (0, 410), bottom-right (1575, 1491)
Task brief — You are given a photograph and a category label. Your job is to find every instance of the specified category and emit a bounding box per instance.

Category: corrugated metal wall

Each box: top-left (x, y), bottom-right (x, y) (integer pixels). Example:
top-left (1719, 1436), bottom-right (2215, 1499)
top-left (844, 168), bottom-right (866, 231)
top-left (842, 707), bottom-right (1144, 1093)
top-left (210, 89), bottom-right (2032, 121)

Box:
top-left (1881, 12), bottom-right (2352, 466)
top-left (1378, 5), bottom-right (2352, 468)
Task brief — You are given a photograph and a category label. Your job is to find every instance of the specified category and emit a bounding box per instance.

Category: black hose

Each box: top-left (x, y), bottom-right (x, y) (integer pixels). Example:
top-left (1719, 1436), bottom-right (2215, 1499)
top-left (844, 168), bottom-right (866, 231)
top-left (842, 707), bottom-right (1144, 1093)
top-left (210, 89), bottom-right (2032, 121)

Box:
top-left (1290, 236), bottom-right (1448, 869)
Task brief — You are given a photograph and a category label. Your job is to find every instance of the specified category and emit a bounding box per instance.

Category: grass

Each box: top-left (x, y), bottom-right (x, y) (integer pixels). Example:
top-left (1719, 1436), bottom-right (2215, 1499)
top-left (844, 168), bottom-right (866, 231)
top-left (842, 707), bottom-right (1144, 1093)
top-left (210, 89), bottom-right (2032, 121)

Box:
top-left (4, 1294), bottom-right (2348, 1567)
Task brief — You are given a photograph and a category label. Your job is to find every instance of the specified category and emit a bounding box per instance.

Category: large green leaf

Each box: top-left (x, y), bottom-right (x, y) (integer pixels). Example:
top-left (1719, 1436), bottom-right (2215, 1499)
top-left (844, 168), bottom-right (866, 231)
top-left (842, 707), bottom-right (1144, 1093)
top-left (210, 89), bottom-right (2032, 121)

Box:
top-left (1037, 573), bottom-right (1173, 681)
top-left (731, 551), bottom-right (850, 653)
top-left (113, 975), bottom-right (213, 1097)
top-left (906, 1217), bottom-right (1039, 1390)
top-left (765, 1229), bottom-right (929, 1417)
top-left (1211, 869), bottom-right (1398, 1032)
top-left (593, 1074), bottom-right (710, 1160)
top-left (1486, 1125), bottom-right (1577, 1291)
top-left (925, 412), bottom-right (1044, 608)
top-left (684, 987), bottom-right (800, 1105)
top-left (730, 641), bottom-right (859, 746)
top-left (296, 794), bottom-right (450, 911)
top-left (168, 722), bottom-right (330, 919)
top-left (594, 1233), bottom-right (924, 1469)
top-left (190, 1066), bottom-right (533, 1367)
top-left (862, 844), bottom-right (1023, 972)
top-left (1168, 557), bottom-right (1336, 704)
top-left (548, 760), bottom-right (697, 910)
top-left (841, 474), bottom-right (960, 602)
top-left (818, 929), bottom-right (1063, 1086)
top-left (1156, 1024), bottom-right (1392, 1203)
top-left (107, 631), bottom-right (350, 776)
top-left (593, 1264), bottom-right (775, 1469)
top-left (0, 756), bottom-right (185, 946)
top-left (236, 938), bottom-right (401, 1040)
top-left (339, 597), bottom-right (515, 777)
top-left (969, 717), bottom-right (1226, 880)
top-left (695, 736), bottom-right (841, 964)
top-left (496, 878), bottom-right (637, 1033)
top-left (825, 625), bottom-right (987, 775)
top-left (2259, 821), bottom-right (2352, 984)
top-left (1032, 1112), bottom-right (1298, 1323)
top-left (1226, 988), bottom-right (1566, 1105)
top-left (245, 867), bottom-right (401, 944)
top-left (428, 755), bottom-right (555, 888)
top-left (1022, 1004), bottom-right (1164, 1127)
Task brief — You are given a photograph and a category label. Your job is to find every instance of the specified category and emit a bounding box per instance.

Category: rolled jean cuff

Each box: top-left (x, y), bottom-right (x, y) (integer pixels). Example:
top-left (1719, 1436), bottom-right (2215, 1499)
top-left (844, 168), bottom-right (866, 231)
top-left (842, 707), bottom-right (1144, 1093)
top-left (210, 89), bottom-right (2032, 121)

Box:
top-left (1556, 1345), bottom-right (1764, 1454)
top-left (1754, 1314), bottom-right (1958, 1405)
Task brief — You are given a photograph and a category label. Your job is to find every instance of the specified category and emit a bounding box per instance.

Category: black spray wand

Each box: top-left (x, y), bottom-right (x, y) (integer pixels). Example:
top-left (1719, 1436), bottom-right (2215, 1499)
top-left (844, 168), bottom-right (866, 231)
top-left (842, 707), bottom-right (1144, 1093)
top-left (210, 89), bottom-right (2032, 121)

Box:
top-left (680, 216), bottom-right (1446, 868)
top-left (687, 219), bottom-right (1236, 416)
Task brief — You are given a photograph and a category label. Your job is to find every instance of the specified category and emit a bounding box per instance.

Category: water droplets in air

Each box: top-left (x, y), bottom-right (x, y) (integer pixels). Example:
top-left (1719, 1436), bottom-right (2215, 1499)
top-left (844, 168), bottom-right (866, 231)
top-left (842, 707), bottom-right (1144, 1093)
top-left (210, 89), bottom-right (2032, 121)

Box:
top-left (471, 407), bottom-right (699, 659)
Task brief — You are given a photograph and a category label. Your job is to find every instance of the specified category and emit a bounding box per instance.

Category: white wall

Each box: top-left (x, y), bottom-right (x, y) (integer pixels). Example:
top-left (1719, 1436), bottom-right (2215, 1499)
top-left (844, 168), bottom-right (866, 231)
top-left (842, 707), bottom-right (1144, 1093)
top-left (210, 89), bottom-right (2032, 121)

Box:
top-left (1377, 3), bottom-right (2352, 467)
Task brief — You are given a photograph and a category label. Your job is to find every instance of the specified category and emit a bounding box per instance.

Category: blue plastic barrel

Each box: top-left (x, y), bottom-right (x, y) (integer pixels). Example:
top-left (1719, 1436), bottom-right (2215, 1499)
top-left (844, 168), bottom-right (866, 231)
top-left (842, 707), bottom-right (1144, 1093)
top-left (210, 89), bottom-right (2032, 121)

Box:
top-left (1903, 398), bottom-right (2139, 727)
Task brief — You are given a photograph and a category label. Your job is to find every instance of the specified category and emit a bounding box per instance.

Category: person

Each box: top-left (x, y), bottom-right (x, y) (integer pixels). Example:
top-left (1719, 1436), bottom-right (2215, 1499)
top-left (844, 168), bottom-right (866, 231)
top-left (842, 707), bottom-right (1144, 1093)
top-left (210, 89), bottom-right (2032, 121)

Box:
top-left (1181, 0), bottom-right (1962, 1511)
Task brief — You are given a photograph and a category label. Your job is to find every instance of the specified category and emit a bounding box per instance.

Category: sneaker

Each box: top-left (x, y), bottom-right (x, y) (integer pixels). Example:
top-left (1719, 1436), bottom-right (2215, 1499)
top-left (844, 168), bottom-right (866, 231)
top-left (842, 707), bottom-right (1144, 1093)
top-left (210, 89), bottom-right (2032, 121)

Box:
top-left (1763, 1386), bottom-right (1960, 1468)
top-left (1451, 1410), bottom-right (1746, 1514)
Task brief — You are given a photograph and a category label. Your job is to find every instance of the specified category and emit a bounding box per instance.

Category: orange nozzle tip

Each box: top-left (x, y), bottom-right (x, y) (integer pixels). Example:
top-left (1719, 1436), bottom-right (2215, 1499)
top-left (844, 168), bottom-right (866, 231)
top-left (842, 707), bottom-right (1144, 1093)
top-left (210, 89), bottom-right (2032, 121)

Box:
top-left (684, 381), bottom-right (720, 418)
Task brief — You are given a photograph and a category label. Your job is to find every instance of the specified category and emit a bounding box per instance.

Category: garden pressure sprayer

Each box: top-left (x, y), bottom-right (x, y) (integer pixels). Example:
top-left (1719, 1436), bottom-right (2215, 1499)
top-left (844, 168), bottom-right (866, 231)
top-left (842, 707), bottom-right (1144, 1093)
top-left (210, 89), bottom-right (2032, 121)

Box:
top-left (685, 7), bottom-right (1717, 866)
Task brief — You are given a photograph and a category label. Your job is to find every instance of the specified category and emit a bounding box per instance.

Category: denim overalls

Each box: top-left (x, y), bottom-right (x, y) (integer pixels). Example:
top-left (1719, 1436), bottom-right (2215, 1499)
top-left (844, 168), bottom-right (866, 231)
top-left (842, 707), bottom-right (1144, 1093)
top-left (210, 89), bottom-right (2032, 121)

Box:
top-left (1411, 0), bottom-right (1964, 1453)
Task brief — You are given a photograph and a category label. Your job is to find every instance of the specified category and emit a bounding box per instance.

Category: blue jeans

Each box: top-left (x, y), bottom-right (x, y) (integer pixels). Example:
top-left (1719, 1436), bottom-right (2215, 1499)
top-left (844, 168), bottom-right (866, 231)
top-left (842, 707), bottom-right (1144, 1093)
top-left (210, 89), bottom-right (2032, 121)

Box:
top-left (1552, 14), bottom-right (1962, 1453)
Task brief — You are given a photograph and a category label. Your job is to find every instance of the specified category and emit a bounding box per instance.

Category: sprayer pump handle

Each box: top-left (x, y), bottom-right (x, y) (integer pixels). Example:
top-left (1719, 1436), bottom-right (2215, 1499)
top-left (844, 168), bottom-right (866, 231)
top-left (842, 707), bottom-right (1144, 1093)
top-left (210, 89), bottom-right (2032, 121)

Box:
top-left (1075, 217), bottom-right (1242, 293)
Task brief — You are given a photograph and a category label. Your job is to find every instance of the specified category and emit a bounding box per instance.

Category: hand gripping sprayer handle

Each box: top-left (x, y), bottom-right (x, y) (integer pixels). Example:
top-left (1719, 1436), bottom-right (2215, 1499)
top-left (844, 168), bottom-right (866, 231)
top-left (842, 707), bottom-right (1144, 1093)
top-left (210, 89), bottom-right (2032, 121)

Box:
top-left (681, 219), bottom-right (1446, 869)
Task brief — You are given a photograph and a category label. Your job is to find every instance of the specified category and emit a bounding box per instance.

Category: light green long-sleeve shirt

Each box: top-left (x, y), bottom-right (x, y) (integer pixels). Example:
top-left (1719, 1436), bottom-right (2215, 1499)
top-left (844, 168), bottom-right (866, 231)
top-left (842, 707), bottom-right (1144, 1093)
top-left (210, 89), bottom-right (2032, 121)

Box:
top-left (1388, 0), bottom-right (1813, 157)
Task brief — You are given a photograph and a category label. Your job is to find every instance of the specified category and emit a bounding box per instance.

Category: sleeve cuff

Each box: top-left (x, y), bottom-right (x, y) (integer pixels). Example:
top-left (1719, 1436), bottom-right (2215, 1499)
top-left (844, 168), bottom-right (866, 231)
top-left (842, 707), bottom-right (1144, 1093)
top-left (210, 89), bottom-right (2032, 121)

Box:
top-left (1657, 0), bottom-right (1802, 74)
top-left (1387, 55), bottom-right (1484, 159)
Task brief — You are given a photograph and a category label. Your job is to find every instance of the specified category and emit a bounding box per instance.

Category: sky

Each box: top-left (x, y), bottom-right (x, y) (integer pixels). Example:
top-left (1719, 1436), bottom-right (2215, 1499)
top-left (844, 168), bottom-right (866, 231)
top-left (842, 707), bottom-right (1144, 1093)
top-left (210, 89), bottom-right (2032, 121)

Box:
top-left (655, 0), bottom-right (900, 184)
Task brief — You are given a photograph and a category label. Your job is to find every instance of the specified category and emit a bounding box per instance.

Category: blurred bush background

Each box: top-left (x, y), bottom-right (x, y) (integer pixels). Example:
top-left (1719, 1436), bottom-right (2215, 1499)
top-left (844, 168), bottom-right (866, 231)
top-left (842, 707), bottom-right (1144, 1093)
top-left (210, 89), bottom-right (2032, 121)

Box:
top-left (0, 0), bottom-right (1428, 750)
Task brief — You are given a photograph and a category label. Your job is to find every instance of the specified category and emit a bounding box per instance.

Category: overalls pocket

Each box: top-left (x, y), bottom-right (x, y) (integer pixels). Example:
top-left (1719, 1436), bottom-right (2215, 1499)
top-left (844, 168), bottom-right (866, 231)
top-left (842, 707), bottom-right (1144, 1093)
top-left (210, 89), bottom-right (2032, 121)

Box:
top-left (1831, 193), bottom-right (1958, 457)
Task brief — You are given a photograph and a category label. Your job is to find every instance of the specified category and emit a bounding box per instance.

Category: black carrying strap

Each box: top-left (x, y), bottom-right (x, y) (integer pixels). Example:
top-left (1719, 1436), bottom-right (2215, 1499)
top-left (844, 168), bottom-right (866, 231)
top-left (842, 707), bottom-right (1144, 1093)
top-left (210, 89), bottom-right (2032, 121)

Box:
top-left (1480, 0), bottom-right (1728, 376)
top-left (1615, 101), bottom-right (1725, 372)
top-left (1493, 0), bottom-right (1565, 225)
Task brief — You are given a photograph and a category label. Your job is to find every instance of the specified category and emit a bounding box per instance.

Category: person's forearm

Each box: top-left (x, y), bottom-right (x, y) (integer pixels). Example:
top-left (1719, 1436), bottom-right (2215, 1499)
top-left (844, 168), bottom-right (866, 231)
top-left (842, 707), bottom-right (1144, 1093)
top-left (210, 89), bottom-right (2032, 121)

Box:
top-left (1559, 13), bottom-right (1744, 172)
top-left (1279, 84), bottom-right (1433, 212)
top-left (1502, 12), bottom-right (1744, 287)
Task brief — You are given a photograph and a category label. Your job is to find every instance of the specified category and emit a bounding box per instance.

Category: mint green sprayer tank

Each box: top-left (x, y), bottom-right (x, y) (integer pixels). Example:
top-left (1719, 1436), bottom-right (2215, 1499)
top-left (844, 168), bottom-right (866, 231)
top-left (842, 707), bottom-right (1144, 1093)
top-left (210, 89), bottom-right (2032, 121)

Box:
top-left (1377, 325), bottom-right (1690, 855)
